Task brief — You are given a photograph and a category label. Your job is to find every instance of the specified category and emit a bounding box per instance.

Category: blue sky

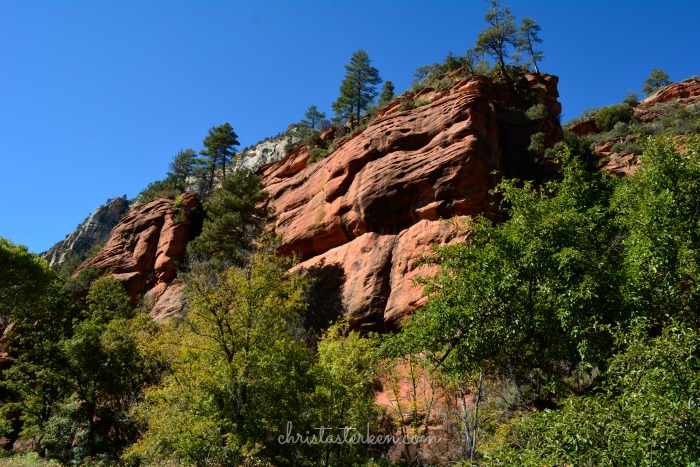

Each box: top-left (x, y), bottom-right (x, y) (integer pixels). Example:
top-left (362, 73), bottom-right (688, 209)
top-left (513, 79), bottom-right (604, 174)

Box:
top-left (1, 0), bottom-right (698, 253)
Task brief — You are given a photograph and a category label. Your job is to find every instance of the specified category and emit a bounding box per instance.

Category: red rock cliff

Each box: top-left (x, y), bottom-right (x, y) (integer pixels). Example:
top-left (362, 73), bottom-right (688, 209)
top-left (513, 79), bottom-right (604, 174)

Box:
top-left (262, 73), bottom-right (563, 331)
top-left (73, 193), bottom-right (201, 320)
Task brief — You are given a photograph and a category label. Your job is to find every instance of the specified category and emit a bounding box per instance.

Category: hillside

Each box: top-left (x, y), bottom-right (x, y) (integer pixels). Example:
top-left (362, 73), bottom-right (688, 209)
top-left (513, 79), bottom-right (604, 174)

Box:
top-left (2, 6), bottom-right (700, 460)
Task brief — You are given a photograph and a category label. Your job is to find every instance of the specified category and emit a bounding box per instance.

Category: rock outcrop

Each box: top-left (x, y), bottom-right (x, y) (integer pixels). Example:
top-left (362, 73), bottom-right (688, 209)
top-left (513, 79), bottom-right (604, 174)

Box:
top-left (41, 196), bottom-right (130, 269)
top-left (641, 78), bottom-right (700, 106)
top-left (567, 78), bottom-right (700, 175)
top-left (73, 193), bottom-right (201, 319)
top-left (263, 73), bottom-right (562, 330)
top-left (235, 133), bottom-right (299, 172)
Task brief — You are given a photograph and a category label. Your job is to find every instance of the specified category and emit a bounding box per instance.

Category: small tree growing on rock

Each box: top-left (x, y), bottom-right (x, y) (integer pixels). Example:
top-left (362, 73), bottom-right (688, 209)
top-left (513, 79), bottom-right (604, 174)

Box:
top-left (332, 49), bottom-right (382, 129)
top-left (517, 17), bottom-right (544, 73)
top-left (642, 68), bottom-right (671, 96)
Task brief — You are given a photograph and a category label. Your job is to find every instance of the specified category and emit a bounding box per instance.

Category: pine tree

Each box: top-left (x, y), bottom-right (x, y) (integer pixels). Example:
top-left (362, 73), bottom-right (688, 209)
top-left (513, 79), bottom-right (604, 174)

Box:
top-left (378, 80), bottom-right (395, 107)
top-left (475, 0), bottom-right (518, 73)
top-left (200, 123), bottom-right (239, 191)
top-left (166, 148), bottom-right (197, 191)
top-left (187, 168), bottom-right (267, 265)
top-left (517, 17), bottom-right (544, 74)
top-left (332, 49), bottom-right (382, 128)
top-left (300, 105), bottom-right (326, 131)
top-left (642, 68), bottom-right (671, 96)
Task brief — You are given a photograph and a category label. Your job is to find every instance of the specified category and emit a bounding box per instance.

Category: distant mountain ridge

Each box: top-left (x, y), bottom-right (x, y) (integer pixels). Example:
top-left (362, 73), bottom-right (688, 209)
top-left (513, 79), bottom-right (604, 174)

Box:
top-left (41, 196), bottom-right (129, 270)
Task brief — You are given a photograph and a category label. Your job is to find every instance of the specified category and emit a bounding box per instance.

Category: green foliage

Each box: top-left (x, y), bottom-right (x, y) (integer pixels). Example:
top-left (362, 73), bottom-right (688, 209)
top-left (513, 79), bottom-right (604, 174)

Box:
top-left (1, 258), bottom-right (157, 464)
top-left (134, 178), bottom-right (179, 205)
top-left (642, 68), bottom-right (671, 97)
top-left (49, 310), bottom-right (158, 463)
top-left (524, 103), bottom-right (547, 120)
top-left (486, 320), bottom-right (700, 466)
top-left (622, 89), bottom-right (639, 107)
top-left (57, 239), bottom-right (106, 277)
top-left (0, 239), bottom-right (77, 447)
top-left (395, 148), bottom-right (622, 391)
top-left (332, 49), bottom-right (382, 128)
top-left (614, 135), bottom-right (700, 322)
top-left (527, 131), bottom-right (545, 155)
top-left (378, 80), bottom-right (395, 107)
top-left (199, 122), bottom-right (240, 192)
top-left (517, 17), bottom-right (544, 73)
top-left (475, 0), bottom-right (519, 73)
top-left (310, 322), bottom-right (382, 465)
top-left (125, 249), bottom-right (315, 466)
top-left (392, 136), bottom-right (700, 462)
top-left (300, 104), bottom-right (327, 131)
top-left (166, 148), bottom-right (197, 191)
top-left (187, 167), bottom-right (267, 265)
top-left (636, 101), bottom-right (700, 136)
top-left (307, 146), bottom-right (330, 164)
top-left (595, 103), bottom-right (633, 131)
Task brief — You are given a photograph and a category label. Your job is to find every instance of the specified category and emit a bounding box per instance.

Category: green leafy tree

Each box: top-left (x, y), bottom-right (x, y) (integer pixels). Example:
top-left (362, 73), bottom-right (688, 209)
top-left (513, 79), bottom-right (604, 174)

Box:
top-left (200, 122), bottom-right (240, 191)
top-left (310, 322), bottom-right (381, 465)
top-left (642, 68), bottom-right (671, 96)
top-left (378, 80), bottom-right (395, 107)
top-left (614, 135), bottom-right (700, 322)
top-left (0, 238), bottom-right (76, 451)
top-left (517, 17), bottom-right (544, 73)
top-left (394, 147), bottom-right (623, 397)
top-left (187, 167), bottom-right (268, 265)
top-left (166, 148), bottom-right (197, 191)
top-left (488, 320), bottom-right (700, 465)
top-left (38, 276), bottom-right (160, 463)
top-left (125, 249), bottom-right (315, 466)
top-left (475, 0), bottom-right (519, 73)
top-left (332, 49), bottom-right (382, 128)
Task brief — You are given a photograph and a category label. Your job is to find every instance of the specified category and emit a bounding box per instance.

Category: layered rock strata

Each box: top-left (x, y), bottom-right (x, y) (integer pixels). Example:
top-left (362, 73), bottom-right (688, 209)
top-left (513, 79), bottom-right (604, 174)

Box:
top-left (263, 73), bottom-right (562, 330)
top-left (73, 193), bottom-right (200, 320)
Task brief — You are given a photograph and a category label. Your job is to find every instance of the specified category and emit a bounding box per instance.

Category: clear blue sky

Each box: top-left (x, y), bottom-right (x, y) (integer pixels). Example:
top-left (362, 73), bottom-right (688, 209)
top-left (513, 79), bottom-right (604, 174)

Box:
top-left (1, 0), bottom-right (698, 253)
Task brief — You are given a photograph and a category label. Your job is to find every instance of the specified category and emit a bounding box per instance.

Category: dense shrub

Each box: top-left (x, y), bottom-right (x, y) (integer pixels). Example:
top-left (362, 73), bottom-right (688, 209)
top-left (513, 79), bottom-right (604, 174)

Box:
top-left (595, 103), bottom-right (633, 131)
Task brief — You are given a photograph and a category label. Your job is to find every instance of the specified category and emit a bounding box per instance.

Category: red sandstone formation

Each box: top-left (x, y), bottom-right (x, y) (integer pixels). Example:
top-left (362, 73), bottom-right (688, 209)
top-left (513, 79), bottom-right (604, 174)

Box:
top-left (263, 73), bottom-right (563, 330)
top-left (641, 78), bottom-right (700, 105)
top-left (74, 193), bottom-right (199, 319)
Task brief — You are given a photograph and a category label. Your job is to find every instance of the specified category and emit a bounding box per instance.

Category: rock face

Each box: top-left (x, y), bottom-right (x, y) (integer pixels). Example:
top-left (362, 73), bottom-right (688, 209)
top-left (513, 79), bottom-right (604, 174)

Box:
top-left (641, 78), bottom-right (700, 105)
top-left (41, 197), bottom-right (130, 269)
top-left (73, 193), bottom-right (201, 319)
top-left (235, 133), bottom-right (298, 172)
top-left (263, 74), bottom-right (562, 330)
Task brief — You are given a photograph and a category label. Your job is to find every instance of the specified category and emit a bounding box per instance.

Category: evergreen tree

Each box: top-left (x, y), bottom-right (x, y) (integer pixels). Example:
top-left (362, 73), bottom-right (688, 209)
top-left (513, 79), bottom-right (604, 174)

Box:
top-left (378, 80), bottom-right (395, 107)
top-left (475, 0), bottom-right (519, 73)
top-left (166, 148), bottom-right (197, 191)
top-left (200, 123), bottom-right (239, 191)
top-left (332, 49), bottom-right (382, 128)
top-left (300, 105), bottom-right (326, 130)
top-left (187, 168), bottom-right (267, 265)
top-left (642, 68), bottom-right (671, 96)
top-left (517, 17), bottom-right (544, 73)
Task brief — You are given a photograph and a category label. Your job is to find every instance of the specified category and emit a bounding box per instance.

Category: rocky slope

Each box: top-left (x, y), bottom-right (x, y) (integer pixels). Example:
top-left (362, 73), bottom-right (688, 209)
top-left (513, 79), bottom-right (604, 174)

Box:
top-left (73, 193), bottom-right (201, 320)
top-left (41, 196), bottom-right (129, 269)
top-left (569, 78), bottom-right (700, 175)
top-left (263, 73), bottom-right (563, 330)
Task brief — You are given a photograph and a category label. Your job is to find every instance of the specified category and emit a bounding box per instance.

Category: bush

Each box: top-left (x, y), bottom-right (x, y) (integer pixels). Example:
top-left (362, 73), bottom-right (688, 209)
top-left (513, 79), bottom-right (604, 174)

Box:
top-left (134, 179), bottom-right (180, 205)
top-left (595, 103), bottom-right (633, 131)
top-left (307, 146), bottom-right (330, 164)
top-left (525, 103), bottom-right (548, 121)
